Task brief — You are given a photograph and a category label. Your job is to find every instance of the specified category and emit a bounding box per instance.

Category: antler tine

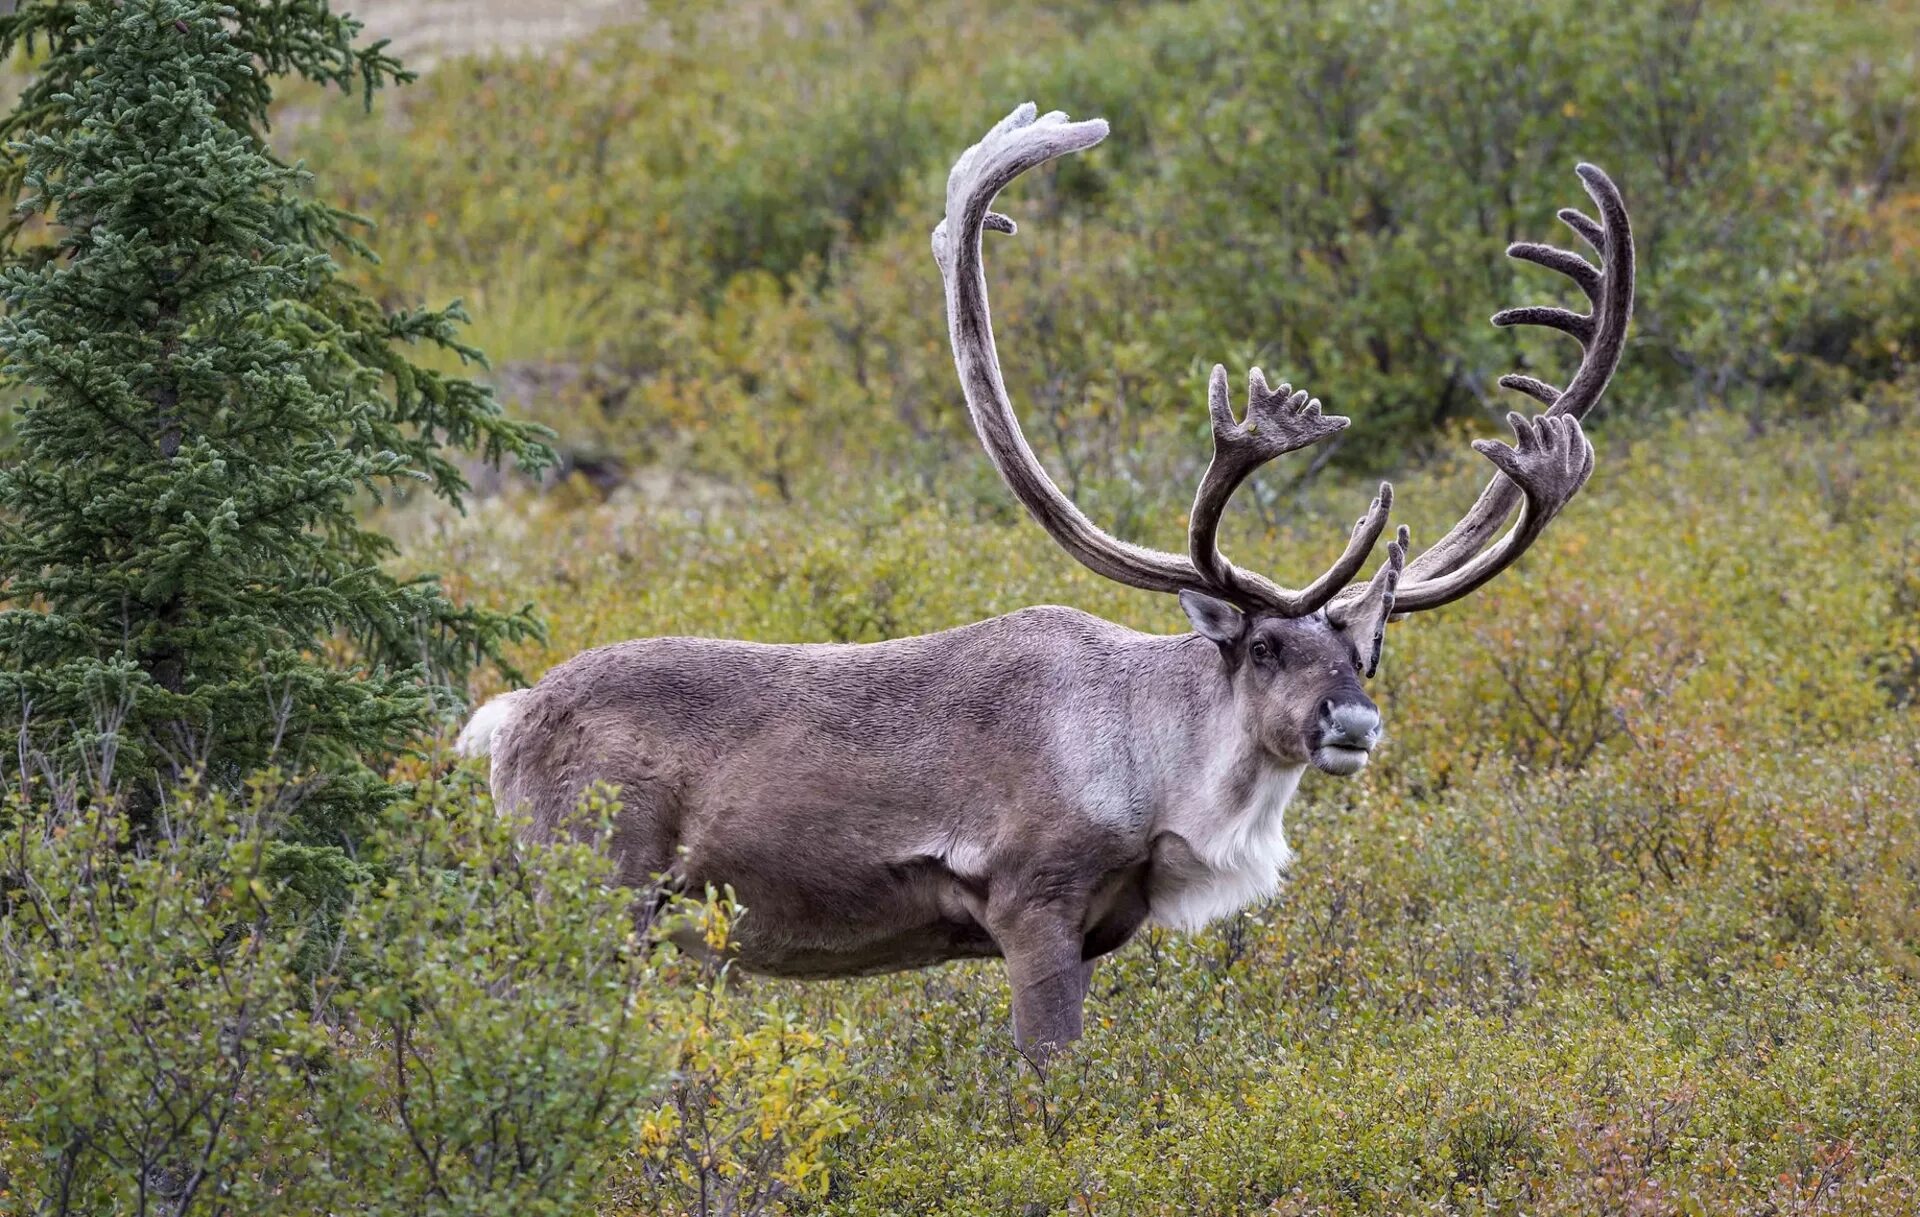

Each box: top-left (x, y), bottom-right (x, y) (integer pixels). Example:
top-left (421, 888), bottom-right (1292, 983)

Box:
top-left (1327, 525), bottom-right (1409, 677)
top-left (1492, 304), bottom-right (1595, 345)
top-left (1499, 373), bottom-right (1561, 407)
top-left (1331, 161), bottom-right (1633, 617)
top-left (1558, 206), bottom-right (1606, 252)
top-left (1186, 364), bottom-right (1393, 615)
top-left (1506, 242), bottom-right (1602, 304)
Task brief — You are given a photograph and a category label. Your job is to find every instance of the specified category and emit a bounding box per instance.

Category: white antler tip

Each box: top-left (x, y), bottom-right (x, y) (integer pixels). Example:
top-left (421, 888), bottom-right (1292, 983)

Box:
top-left (1207, 364), bottom-right (1238, 432)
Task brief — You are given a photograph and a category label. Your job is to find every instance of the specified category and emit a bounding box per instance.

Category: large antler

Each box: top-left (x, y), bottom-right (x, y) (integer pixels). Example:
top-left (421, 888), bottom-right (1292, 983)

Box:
top-left (933, 103), bottom-right (1389, 616)
top-left (1334, 164), bottom-right (1634, 618)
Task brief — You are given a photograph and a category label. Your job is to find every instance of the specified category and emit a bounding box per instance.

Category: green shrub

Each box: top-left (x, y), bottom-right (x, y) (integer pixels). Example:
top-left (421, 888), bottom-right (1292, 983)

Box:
top-left (0, 768), bottom-right (864, 1216)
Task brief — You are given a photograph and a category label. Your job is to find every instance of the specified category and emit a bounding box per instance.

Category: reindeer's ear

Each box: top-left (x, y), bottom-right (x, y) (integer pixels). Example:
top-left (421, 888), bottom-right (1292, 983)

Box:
top-left (1179, 589), bottom-right (1245, 648)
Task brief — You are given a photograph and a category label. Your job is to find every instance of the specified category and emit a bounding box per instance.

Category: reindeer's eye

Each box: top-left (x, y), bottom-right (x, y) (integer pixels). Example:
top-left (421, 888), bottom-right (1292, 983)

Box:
top-left (1249, 639), bottom-right (1277, 666)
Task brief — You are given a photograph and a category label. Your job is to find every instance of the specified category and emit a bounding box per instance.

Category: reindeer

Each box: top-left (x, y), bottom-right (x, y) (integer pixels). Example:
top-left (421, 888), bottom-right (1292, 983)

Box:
top-left (457, 104), bottom-right (1634, 1057)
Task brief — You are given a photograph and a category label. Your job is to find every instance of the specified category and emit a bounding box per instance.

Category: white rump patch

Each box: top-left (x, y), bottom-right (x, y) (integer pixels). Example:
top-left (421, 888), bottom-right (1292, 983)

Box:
top-left (1150, 764), bottom-right (1304, 932)
top-left (455, 689), bottom-right (531, 758)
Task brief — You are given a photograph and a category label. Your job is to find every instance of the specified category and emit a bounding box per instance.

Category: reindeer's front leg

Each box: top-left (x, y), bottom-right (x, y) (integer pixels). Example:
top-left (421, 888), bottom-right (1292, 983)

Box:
top-left (986, 857), bottom-right (1110, 1060)
top-left (992, 906), bottom-right (1091, 1060)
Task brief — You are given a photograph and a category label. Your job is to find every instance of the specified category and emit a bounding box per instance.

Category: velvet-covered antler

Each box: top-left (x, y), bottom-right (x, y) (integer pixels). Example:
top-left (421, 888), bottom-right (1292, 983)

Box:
top-left (1189, 366), bottom-right (1396, 615)
top-left (1334, 164), bottom-right (1634, 617)
top-left (933, 103), bottom-right (1390, 617)
top-left (936, 107), bottom-right (1631, 636)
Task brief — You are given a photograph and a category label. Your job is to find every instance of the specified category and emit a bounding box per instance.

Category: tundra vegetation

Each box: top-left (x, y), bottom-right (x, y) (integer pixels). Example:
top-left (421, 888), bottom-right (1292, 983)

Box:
top-left (1, 0), bottom-right (1918, 1215)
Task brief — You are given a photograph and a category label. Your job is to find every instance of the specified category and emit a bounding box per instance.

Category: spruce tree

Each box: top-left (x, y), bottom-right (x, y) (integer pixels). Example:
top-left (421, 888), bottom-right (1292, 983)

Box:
top-left (0, 0), bottom-right (552, 835)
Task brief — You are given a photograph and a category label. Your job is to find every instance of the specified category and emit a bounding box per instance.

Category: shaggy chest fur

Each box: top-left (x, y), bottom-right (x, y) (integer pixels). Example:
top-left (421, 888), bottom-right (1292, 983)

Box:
top-left (1148, 765), bottom-right (1303, 932)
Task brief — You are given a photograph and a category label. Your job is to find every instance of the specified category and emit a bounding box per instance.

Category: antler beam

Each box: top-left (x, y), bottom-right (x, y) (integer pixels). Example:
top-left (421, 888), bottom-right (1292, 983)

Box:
top-left (933, 104), bottom-right (1389, 618)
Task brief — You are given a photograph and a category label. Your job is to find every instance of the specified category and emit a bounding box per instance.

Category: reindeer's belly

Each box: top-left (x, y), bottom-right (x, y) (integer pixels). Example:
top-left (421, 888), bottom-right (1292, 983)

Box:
top-left (677, 848), bottom-right (1001, 978)
top-left (733, 916), bottom-right (1002, 978)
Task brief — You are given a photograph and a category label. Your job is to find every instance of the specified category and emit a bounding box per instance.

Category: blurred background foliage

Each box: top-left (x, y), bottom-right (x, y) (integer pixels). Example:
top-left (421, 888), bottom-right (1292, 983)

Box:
top-left (4, 0), bottom-right (1920, 1212)
top-left (294, 0), bottom-right (1918, 517)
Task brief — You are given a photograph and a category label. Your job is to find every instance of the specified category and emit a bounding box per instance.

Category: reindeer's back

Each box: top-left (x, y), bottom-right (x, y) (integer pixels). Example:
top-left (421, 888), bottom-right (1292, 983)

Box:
top-left (488, 606), bottom-right (1138, 854)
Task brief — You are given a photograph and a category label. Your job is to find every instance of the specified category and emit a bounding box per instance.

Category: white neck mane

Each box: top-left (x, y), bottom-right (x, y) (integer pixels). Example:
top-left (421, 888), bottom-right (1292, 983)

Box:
top-left (1148, 752), bottom-right (1306, 933)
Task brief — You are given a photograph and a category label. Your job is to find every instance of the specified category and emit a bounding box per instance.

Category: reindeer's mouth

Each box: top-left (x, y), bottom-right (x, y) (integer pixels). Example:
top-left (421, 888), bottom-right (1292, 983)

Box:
top-left (1313, 701), bottom-right (1381, 776)
top-left (1311, 742), bottom-right (1372, 776)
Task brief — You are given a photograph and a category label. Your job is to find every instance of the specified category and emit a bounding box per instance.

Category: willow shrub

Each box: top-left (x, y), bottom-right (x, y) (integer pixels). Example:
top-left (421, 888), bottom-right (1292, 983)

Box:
top-left (0, 771), bottom-right (856, 1216)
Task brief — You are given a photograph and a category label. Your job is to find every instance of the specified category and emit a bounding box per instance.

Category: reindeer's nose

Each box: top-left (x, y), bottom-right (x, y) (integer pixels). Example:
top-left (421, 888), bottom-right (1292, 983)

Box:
top-left (1319, 698), bottom-right (1382, 750)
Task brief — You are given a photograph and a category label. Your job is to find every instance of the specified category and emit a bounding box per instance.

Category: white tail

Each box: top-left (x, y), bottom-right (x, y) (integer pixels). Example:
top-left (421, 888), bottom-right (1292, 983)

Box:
top-left (455, 689), bottom-right (531, 758)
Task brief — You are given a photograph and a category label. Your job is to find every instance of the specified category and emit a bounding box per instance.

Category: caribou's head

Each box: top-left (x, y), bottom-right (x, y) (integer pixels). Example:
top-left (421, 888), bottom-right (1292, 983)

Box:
top-left (934, 104), bottom-right (1634, 779)
top-left (1177, 586), bottom-right (1384, 775)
